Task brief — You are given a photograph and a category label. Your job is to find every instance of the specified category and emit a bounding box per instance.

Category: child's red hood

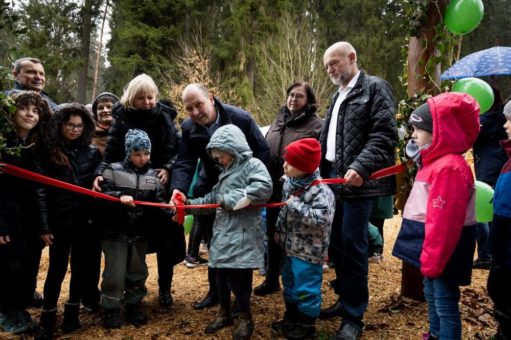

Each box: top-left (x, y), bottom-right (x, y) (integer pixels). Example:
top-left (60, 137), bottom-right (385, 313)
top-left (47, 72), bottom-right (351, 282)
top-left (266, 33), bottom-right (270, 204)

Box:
top-left (421, 92), bottom-right (480, 165)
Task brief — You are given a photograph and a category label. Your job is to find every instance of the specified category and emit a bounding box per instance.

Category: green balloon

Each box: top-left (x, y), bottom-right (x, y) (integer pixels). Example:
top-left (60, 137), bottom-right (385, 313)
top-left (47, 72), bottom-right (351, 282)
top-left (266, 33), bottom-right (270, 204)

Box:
top-left (444, 0), bottom-right (484, 35)
top-left (183, 214), bottom-right (194, 234)
top-left (475, 181), bottom-right (494, 223)
top-left (452, 77), bottom-right (494, 114)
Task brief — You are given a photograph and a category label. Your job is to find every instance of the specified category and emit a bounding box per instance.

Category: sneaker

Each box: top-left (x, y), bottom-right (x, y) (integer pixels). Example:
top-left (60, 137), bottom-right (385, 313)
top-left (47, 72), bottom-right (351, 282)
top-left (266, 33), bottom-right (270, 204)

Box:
top-left (368, 253), bottom-right (382, 264)
top-left (199, 242), bottom-right (208, 255)
top-left (185, 256), bottom-right (208, 268)
top-left (473, 258), bottom-right (491, 270)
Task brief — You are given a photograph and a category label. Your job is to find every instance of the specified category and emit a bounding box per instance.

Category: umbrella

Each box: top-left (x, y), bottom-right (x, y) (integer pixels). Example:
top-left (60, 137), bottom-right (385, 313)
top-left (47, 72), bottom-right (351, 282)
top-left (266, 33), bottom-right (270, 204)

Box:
top-left (441, 46), bottom-right (511, 80)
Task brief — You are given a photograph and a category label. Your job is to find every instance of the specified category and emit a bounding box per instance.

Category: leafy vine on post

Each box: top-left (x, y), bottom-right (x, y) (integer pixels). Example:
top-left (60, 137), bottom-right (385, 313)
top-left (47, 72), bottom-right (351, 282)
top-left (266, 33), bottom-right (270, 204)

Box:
top-left (0, 4), bottom-right (22, 158)
top-left (397, 0), bottom-right (459, 301)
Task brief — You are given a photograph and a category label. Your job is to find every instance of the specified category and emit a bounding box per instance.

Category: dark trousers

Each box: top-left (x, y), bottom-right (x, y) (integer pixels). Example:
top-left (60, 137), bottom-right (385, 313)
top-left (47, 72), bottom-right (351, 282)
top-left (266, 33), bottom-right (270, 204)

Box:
top-left (216, 268), bottom-right (253, 314)
top-left (330, 196), bottom-right (375, 330)
top-left (156, 245), bottom-right (174, 292)
top-left (476, 222), bottom-right (492, 261)
top-left (488, 214), bottom-right (511, 338)
top-left (186, 215), bottom-right (210, 258)
top-left (264, 205), bottom-right (283, 283)
top-left (81, 235), bottom-right (102, 306)
top-left (0, 237), bottom-right (33, 312)
top-left (42, 228), bottom-right (95, 310)
top-left (26, 237), bottom-right (44, 301)
top-left (195, 214), bottom-right (217, 296)
top-left (101, 238), bottom-right (148, 309)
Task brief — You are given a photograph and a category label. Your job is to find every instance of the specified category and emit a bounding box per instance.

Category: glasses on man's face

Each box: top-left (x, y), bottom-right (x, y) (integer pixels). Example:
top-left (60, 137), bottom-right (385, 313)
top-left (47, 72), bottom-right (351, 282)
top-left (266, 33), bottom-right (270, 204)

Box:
top-left (288, 92), bottom-right (306, 100)
top-left (64, 123), bottom-right (84, 131)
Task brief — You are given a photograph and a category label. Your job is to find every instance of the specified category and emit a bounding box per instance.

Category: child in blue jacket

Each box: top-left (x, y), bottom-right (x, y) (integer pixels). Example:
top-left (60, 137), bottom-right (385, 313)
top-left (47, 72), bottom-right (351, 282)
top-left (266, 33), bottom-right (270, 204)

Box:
top-left (488, 100), bottom-right (511, 340)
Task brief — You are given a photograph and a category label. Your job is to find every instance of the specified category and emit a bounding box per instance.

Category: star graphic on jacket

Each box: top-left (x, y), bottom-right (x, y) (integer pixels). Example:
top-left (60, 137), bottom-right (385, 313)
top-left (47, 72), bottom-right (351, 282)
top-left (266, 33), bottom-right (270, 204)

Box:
top-left (432, 195), bottom-right (446, 209)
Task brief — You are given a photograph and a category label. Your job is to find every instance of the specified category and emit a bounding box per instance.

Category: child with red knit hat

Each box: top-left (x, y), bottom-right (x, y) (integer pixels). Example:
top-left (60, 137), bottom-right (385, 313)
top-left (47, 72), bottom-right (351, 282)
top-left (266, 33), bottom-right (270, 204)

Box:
top-left (271, 138), bottom-right (336, 339)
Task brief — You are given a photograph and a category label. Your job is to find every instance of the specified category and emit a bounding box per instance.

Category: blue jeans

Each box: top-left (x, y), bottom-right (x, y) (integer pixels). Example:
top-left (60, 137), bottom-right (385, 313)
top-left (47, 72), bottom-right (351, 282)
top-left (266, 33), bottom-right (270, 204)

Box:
top-left (330, 196), bottom-right (375, 330)
top-left (423, 277), bottom-right (461, 340)
top-left (476, 222), bottom-right (492, 261)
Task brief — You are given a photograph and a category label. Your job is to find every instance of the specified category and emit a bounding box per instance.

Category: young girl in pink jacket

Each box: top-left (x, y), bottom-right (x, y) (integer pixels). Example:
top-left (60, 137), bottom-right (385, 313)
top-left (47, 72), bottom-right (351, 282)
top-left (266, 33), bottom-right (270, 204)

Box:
top-left (393, 92), bottom-right (480, 340)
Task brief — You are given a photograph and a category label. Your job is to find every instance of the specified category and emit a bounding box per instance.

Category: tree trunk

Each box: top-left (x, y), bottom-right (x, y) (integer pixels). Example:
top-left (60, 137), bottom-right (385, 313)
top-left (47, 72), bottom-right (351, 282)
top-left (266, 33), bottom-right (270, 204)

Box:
top-left (77, 0), bottom-right (93, 104)
top-left (407, 1), bottom-right (448, 97)
top-left (92, 0), bottom-right (109, 100)
top-left (402, 0), bottom-right (448, 301)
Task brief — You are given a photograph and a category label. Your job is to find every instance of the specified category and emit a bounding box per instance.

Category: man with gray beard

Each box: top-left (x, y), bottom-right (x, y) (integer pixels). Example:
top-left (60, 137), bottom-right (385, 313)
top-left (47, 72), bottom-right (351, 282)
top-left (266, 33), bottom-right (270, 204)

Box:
top-left (319, 42), bottom-right (397, 340)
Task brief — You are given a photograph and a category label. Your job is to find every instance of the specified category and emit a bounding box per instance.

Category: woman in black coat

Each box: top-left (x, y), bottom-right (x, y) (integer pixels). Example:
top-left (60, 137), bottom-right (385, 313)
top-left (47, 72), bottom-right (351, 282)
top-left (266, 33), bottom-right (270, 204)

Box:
top-left (93, 74), bottom-right (184, 312)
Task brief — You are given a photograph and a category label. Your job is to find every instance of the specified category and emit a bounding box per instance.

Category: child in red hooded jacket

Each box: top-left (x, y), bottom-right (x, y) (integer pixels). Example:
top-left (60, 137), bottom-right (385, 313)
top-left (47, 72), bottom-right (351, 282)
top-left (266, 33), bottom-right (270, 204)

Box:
top-left (393, 92), bottom-right (480, 340)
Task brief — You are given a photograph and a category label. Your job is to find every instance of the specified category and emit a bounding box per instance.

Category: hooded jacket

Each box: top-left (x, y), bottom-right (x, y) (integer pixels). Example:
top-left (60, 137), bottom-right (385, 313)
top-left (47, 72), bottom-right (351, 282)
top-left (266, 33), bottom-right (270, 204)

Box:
top-left (171, 97), bottom-right (269, 197)
top-left (36, 104), bottom-right (102, 235)
top-left (96, 101), bottom-right (180, 176)
top-left (187, 124), bottom-right (273, 269)
top-left (393, 92), bottom-right (479, 285)
top-left (276, 170), bottom-right (335, 265)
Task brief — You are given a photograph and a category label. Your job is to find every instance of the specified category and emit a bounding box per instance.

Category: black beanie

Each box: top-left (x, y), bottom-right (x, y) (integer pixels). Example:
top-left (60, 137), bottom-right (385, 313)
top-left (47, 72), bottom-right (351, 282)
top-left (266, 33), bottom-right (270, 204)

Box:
top-left (408, 102), bottom-right (433, 133)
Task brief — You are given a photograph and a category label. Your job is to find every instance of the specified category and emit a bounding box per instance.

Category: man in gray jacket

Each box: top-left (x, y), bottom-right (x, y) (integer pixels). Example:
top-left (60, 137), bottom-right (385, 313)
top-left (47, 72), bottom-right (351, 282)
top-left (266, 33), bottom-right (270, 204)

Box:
top-left (319, 42), bottom-right (397, 340)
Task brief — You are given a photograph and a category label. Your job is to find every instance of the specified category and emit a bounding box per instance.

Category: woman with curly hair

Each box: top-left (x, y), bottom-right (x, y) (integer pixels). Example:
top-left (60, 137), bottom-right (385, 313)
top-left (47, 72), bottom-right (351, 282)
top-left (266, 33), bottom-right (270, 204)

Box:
top-left (34, 103), bottom-right (102, 340)
top-left (0, 91), bottom-right (51, 335)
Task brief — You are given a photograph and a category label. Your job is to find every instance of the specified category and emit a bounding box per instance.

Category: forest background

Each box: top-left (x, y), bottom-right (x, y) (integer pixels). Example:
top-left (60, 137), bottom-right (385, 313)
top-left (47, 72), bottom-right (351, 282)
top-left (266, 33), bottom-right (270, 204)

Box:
top-left (1, 0), bottom-right (511, 126)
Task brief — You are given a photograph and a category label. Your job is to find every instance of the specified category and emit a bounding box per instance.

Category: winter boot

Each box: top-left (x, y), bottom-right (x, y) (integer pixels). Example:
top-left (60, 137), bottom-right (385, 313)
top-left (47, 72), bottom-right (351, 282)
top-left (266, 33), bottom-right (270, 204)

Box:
top-left (231, 298), bottom-right (240, 319)
top-left (232, 312), bottom-right (254, 340)
top-left (34, 310), bottom-right (56, 340)
top-left (271, 302), bottom-right (299, 336)
top-left (253, 278), bottom-right (280, 296)
top-left (61, 303), bottom-right (80, 333)
top-left (205, 306), bottom-right (234, 334)
top-left (283, 311), bottom-right (316, 339)
top-left (102, 308), bottom-right (122, 329)
top-left (125, 302), bottom-right (148, 326)
top-left (158, 289), bottom-right (173, 313)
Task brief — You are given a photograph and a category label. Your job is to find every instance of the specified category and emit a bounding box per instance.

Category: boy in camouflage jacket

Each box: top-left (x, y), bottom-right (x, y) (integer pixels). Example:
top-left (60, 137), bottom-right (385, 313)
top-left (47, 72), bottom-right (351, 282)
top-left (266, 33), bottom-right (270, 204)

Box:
top-left (272, 138), bottom-right (335, 339)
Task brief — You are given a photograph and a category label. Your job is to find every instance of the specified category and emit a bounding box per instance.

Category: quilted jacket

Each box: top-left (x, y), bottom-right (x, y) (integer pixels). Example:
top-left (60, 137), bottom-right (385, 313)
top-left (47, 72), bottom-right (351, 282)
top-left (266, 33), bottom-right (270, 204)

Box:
top-left (319, 71), bottom-right (397, 198)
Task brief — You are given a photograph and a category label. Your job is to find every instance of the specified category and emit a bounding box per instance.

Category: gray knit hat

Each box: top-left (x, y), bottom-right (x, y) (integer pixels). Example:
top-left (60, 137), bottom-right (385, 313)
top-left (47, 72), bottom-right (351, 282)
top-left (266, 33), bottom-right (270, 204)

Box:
top-left (408, 102), bottom-right (433, 133)
top-left (92, 92), bottom-right (119, 119)
top-left (125, 129), bottom-right (151, 155)
top-left (504, 100), bottom-right (511, 119)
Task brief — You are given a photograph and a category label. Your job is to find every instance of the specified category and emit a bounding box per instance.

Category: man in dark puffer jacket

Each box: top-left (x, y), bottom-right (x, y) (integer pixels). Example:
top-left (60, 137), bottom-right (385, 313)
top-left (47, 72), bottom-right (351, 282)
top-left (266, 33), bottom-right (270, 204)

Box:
top-left (319, 42), bottom-right (397, 340)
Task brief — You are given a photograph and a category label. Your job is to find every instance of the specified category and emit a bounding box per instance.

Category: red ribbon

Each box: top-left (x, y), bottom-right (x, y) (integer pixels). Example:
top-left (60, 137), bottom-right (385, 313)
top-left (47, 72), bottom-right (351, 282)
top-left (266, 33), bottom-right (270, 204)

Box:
top-left (0, 162), bottom-right (405, 225)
